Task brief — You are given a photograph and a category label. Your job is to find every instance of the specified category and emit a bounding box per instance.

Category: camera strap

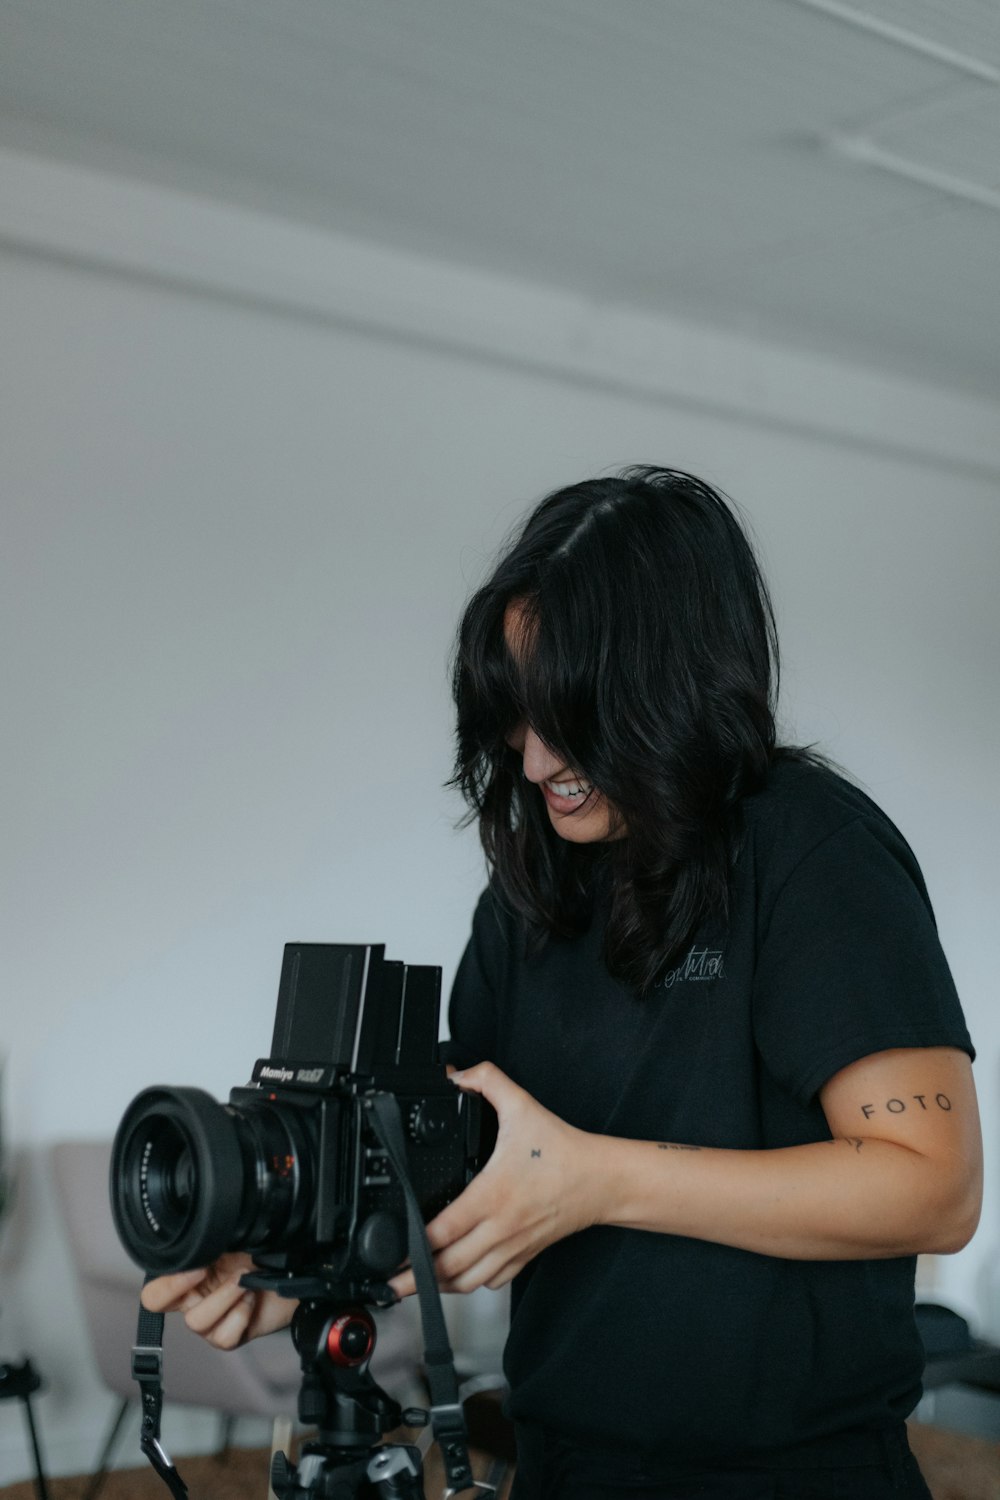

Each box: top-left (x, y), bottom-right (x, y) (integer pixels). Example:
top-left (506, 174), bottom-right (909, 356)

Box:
top-left (132, 1282), bottom-right (190, 1499)
top-left (366, 1092), bottom-right (482, 1497)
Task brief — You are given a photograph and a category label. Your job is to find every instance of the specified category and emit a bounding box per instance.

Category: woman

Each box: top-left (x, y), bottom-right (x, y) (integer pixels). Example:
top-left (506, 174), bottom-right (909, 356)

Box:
top-left (146, 467), bottom-right (981, 1498)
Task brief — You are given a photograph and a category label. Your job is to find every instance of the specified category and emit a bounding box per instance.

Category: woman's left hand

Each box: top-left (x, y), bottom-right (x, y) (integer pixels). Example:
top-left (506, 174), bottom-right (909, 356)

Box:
top-left (390, 1062), bottom-right (601, 1297)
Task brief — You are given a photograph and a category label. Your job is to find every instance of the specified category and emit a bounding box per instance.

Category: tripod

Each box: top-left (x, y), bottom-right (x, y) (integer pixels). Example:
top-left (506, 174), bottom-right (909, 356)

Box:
top-left (270, 1297), bottom-right (426, 1499)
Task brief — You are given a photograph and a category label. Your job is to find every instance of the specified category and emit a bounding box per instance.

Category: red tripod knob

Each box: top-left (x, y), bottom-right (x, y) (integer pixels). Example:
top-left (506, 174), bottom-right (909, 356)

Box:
top-left (325, 1309), bottom-right (376, 1367)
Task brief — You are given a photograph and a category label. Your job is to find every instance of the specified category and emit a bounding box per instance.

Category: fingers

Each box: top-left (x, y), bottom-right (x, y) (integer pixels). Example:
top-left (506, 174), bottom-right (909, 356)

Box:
top-left (434, 1218), bottom-right (538, 1293)
top-left (138, 1255), bottom-right (283, 1349)
top-left (450, 1061), bottom-right (522, 1111)
top-left (182, 1275), bottom-right (258, 1349)
top-left (140, 1268), bottom-right (208, 1313)
top-left (389, 1268), bottom-right (417, 1299)
top-left (244, 1290), bottom-right (298, 1341)
top-left (424, 1199), bottom-right (478, 1256)
top-left (424, 1163), bottom-right (504, 1252)
top-left (462, 1246), bottom-right (528, 1292)
top-left (392, 1241), bottom-right (527, 1297)
top-left (390, 1215), bottom-right (536, 1299)
top-left (438, 1250), bottom-right (518, 1294)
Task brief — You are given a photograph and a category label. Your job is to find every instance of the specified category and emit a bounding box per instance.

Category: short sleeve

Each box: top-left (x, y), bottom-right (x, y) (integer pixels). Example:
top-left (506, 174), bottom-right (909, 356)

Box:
top-left (752, 817), bottom-right (974, 1108)
top-left (443, 887), bottom-right (509, 1069)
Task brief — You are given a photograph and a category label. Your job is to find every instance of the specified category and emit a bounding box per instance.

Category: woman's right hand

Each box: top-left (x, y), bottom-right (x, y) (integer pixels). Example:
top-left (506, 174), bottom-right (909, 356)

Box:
top-left (139, 1252), bottom-right (296, 1350)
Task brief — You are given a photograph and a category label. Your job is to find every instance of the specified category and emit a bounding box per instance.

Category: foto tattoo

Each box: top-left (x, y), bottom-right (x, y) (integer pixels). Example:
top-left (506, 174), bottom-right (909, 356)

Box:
top-left (860, 1093), bottom-right (952, 1120)
top-left (656, 1143), bottom-right (702, 1151)
top-left (531, 1148), bottom-right (542, 1158)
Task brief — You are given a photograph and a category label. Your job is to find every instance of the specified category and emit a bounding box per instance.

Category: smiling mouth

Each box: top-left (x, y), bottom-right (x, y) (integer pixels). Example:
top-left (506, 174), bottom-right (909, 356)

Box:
top-left (544, 777), bottom-right (593, 802)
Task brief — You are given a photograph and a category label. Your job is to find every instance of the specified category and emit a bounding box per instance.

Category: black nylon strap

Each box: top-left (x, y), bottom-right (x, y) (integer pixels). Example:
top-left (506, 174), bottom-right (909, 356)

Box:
top-left (366, 1092), bottom-right (479, 1495)
top-left (133, 1279), bottom-right (189, 1499)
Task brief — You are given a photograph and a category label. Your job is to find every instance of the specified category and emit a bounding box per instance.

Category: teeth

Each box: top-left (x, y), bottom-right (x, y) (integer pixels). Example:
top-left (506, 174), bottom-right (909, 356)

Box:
top-left (546, 779), bottom-right (592, 799)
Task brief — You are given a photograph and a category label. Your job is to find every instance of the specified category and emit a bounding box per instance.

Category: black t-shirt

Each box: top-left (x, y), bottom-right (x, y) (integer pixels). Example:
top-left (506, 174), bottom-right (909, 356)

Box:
top-left (446, 757), bottom-right (974, 1460)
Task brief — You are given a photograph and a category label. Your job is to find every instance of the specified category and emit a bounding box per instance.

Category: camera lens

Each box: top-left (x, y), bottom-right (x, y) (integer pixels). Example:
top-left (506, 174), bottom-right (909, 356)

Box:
top-left (110, 1087), bottom-right (246, 1272)
top-left (110, 1085), bottom-right (317, 1274)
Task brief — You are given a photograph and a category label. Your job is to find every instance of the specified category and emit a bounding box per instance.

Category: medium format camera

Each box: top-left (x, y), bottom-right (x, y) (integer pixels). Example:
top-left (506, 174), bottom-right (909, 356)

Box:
top-left (110, 943), bottom-right (489, 1291)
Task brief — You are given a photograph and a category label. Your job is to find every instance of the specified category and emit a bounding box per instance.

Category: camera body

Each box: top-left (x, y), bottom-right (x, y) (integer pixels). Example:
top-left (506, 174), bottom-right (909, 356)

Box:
top-left (111, 943), bottom-right (487, 1293)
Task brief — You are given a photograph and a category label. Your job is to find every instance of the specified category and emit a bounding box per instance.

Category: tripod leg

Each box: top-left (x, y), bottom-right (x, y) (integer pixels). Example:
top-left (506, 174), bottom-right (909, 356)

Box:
top-left (83, 1397), bottom-right (131, 1500)
top-left (19, 1392), bottom-right (51, 1500)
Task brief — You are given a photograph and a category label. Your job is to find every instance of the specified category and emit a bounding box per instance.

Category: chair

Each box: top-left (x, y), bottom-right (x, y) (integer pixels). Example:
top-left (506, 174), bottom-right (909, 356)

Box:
top-left (916, 1302), bottom-right (1000, 1406)
top-left (51, 1141), bottom-right (299, 1494)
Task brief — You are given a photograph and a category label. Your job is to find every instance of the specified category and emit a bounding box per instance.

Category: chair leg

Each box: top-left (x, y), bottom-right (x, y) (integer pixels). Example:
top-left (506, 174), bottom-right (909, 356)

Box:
top-left (83, 1398), bottom-right (131, 1500)
top-left (214, 1411), bottom-right (236, 1460)
top-left (269, 1416), bottom-right (294, 1500)
top-left (0, 1360), bottom-right (52, 1500)
top-left (20, 1392), bottom-right (51, 1500)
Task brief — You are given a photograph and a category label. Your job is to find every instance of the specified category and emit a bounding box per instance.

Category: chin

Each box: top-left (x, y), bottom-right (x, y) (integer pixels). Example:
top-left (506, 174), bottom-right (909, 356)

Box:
top-left (548, 806), bottom-right (613, 844)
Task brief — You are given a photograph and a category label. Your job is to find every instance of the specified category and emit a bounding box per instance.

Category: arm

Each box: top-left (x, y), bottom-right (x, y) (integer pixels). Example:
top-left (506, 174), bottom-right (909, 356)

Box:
top-left (391, 1047), bottom-right (982, 1297)
top-left (603, 1045), bottom-right (982, 1258)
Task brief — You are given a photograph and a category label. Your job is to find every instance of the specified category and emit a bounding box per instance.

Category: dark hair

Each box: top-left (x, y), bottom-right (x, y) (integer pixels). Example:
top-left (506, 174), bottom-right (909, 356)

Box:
top-left (451, 466), bottom-right (781, 991)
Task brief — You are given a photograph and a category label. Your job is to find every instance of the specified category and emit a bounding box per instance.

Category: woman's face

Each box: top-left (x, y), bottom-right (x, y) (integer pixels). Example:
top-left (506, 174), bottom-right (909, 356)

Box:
top-left (503, 601), bottom-right (620, 844)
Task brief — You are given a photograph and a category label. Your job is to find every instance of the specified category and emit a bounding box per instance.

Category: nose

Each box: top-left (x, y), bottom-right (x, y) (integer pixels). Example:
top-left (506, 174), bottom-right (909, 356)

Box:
top-left (518, 725), bottom-right (564, 785)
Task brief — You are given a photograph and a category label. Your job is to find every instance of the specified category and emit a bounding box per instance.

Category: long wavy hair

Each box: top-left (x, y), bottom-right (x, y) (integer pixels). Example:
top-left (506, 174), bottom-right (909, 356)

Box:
top-left (451, 466), bottom-right (782, 991)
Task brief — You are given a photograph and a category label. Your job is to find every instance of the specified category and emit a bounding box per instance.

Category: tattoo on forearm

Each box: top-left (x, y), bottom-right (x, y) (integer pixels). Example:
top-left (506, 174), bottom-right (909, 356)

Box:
top-left (860, 1093), bottom-right (952, 1120)
top-left (656, 1142), bottom-right (702, 1151)
top-left (531, 1148), bottom-right (541, 1158)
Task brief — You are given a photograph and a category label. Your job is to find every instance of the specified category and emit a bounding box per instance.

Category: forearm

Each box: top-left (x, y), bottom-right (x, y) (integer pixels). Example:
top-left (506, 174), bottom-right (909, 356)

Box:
top-left (398, 1054), bottom-right (981, 1299)
top-left (593, 1132), bottom-right (979, 1259)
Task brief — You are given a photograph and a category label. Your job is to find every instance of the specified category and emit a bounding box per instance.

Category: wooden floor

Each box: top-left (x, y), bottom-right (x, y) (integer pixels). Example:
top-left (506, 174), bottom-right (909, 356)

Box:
top-left (0, 1440), bottom-right (514, 1500)
top-left (1, 1422), bottom-right (997, 1500)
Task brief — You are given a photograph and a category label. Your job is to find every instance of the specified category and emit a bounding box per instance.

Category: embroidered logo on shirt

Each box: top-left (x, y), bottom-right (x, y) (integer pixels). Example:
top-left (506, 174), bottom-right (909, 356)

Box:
top-left (656, 946), bottom-right (726, 989)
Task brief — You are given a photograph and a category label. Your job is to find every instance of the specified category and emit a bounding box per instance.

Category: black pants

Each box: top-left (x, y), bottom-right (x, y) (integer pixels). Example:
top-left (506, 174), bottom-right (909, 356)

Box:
top-left (511, 1422), bottom-right (933, 1500)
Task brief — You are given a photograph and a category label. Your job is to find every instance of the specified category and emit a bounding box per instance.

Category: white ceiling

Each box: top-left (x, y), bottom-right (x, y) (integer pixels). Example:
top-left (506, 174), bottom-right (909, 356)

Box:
top-left (2, 0), bottom-right (999, 400)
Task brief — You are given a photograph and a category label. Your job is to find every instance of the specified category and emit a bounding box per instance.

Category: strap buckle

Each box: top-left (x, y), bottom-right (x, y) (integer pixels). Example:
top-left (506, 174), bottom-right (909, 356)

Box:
top-left (131, 1344), bottom-right (164, 1383)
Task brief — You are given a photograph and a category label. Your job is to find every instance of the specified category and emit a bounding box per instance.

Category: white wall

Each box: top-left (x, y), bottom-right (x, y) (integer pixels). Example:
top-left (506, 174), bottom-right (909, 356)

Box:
top-left (1, 152), bottom-right (998, 1480)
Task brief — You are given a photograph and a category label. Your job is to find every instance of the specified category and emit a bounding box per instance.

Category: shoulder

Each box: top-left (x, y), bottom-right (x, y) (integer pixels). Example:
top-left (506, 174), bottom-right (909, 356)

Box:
top-left (471, 880), bottom-right (518, 934)
top-left (464, 881), bottom-right (522, 971)
top-left (741, 752), bottom-right (927, 901)
top-left (744, 755), bottom-right (973, 1100)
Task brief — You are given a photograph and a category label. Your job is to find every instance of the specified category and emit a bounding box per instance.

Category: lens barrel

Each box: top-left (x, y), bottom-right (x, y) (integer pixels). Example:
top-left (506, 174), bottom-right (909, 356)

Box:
top-left (110, 1086), bottom-right (247, 1272)
top-left (111, 1084), bottom-right (315, 1274)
